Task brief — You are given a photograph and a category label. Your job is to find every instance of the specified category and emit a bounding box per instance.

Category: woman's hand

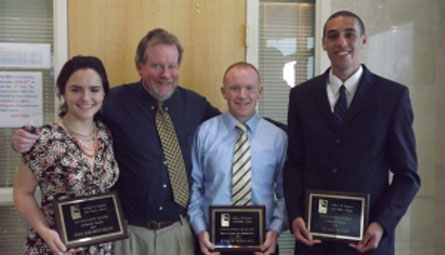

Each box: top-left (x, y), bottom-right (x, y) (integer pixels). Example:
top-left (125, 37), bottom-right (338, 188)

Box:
top-left (40, 228), bottom-right (68, 254)
top-left (40, 228), bottom-right (84, 255)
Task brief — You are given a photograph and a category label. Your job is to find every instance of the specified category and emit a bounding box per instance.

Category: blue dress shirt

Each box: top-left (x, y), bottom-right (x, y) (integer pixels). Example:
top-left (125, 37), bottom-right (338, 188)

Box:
top-left (188, 112), bottom-right (288, 235)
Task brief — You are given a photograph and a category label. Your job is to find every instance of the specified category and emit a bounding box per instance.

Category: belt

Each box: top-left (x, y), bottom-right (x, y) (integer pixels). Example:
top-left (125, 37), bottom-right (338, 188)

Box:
top-left (128, 219), bottom-right (180, 230)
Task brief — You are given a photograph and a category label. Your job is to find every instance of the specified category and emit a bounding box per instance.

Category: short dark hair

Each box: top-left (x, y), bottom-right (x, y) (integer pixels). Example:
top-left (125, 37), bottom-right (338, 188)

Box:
top-left (323, 10), bottom-right (365, 38)
top-left (57, 55), bottom-right (110, 118)
top-left (223, 62), bottom-right (261, 86)
top-left (135, 28), bottom-right (184, 66)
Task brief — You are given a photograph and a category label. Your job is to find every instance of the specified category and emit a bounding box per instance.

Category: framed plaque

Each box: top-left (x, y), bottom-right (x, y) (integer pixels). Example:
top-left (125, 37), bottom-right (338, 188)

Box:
top-left (209, 206), bottom-right (265, 252)
top-left (306, 190), bottom-right (369, 242)
top-left (53, 191), bottom-right (128, 248)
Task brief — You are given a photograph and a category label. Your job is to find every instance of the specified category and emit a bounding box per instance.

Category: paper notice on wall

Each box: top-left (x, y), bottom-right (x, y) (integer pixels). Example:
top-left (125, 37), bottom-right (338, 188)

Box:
top-left (0, 43), bottom-right (51, 69)
top-left (0, 72), bottom-right (43, 127)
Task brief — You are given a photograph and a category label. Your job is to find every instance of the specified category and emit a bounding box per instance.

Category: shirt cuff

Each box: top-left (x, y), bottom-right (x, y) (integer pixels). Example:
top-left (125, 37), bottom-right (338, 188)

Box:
top-left (269, 219), bottom-right (284, 235)
top-left (191, 215), bottom-right (207, 234)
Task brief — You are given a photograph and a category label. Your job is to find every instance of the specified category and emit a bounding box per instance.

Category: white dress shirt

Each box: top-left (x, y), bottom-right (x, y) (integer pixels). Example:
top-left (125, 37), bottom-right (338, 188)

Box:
top-left (326, 65), bottom-right (363, 112)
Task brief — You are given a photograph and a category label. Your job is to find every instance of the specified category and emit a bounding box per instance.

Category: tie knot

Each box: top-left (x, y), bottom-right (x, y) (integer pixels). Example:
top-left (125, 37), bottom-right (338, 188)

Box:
top-left (157, 103), bottom-right (165, 114)
top-left (338, 85), bottom-right (347, 107)
top-left (236, 123), bottom-right (247, 133)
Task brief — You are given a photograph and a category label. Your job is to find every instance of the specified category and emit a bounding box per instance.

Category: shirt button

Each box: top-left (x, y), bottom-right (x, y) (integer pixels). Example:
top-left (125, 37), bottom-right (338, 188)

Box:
top-left (163, 161), bottom-right (167, 165)
top-left (159, 206), bottom-right (163, 211)
top-left (332, 168), bottom-right (338, 173)
top-left (335, 138), bottom-right (341, 144)
top-left (163, 184), bottom-right (167, 188)
top-left (165, 107), bottom-right (168, 111)
top-left (150, 106), bottom-right (155, 110)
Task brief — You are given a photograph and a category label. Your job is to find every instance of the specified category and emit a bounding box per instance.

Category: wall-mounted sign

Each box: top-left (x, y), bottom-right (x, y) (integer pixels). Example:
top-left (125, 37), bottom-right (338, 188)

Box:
top-left (0, 43), bottom-right (51, 69)
top-left (0, 71), bottom-right (43, 127)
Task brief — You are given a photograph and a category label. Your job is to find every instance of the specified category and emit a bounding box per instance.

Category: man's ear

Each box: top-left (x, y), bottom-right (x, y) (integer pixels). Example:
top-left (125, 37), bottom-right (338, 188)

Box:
top-left (221, 86), bottom-right (227, 99)
top-left (258, 84), bottom-right (264, 96)
top-left (360, 35), bottom-right (368, 49)
top-left (135, 62), bottom-right (142, 76)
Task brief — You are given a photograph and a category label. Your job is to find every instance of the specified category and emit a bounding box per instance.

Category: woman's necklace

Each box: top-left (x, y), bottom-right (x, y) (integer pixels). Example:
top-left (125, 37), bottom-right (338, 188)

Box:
top-left (62, 118), bottom-right (98, 158)
top-left (74, 136), bottom-right (99, 157)
top-left (66, 123), bottom-right (96, 141)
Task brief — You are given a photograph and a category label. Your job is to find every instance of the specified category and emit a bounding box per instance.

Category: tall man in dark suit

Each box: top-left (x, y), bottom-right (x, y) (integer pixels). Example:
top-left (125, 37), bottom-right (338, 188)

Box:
top-left (283, 10), bottom-right (421, 255)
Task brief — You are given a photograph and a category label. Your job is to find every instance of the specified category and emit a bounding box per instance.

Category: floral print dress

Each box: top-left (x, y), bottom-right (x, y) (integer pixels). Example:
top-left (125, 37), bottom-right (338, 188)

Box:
top-left (22, 121), bottom-right (119, 255)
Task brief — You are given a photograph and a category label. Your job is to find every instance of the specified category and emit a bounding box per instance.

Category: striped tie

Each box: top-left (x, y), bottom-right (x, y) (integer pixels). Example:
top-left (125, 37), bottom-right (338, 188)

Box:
top-left (155, 103), bottom-right (189, 208)
top-left (333, 85), bottom-right (347, 126)
top-left (231, 123), bottom-right (252, 206)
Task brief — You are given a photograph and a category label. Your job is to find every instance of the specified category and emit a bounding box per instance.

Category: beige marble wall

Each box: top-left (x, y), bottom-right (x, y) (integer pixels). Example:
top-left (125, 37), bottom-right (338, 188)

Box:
top-left (329, 0), bottom-right (445, 254)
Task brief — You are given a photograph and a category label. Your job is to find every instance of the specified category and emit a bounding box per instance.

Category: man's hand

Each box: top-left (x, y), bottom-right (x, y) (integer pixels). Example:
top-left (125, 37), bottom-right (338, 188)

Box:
top-left (198, 230), bottom-right (220, 255)
top-left (291, 217), bottom-right (321, 246)
top-left (254, 229), bottom-right (278, 255)
top-left (349, 222), bottom-right (384, 253)
top-left (13, 125), bottom-right (38, 153)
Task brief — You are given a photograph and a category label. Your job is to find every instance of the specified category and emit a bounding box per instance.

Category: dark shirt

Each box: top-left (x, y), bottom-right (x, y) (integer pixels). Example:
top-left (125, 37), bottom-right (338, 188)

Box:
top-left (102, 81), bottom-right (220, 222)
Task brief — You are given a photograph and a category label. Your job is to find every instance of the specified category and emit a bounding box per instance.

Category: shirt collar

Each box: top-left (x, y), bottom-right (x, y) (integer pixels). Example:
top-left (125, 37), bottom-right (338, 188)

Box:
top-left (222, 112), bottom-right (259, 135)
top-left (328, 65), bottom-right (363, 96)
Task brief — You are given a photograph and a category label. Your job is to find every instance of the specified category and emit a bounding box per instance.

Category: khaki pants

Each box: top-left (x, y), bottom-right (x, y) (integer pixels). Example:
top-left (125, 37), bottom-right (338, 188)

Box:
top-left (113, 216), bottom-right (195, 255)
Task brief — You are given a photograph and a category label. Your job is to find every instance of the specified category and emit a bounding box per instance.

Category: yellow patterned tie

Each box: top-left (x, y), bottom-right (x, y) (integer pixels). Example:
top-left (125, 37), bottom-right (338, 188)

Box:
top-left (231, 123), bottom-right (252, 205)
top-left (155, 103), bottom-right (189, 208)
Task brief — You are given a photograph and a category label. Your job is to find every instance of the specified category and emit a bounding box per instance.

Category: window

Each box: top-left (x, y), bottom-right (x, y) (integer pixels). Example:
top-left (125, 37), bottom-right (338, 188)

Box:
top-left (0, 0), bottom-right (56, 252)
top-left (258, 0), bottom-right (315, 124)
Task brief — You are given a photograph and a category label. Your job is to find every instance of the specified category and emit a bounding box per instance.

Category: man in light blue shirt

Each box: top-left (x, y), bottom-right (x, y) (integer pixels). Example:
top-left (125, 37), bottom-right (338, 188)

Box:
top-left (188, 62), bottom-right (287, 255)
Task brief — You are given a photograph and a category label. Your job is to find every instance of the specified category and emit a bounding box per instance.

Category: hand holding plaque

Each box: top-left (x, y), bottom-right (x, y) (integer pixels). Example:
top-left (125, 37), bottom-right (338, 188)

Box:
top-left (305, 190), bottom-right (369, 242)
top-left (209, 206), bottom-right (265, 252)
top-left (53, 191), bottom-right (128, 248)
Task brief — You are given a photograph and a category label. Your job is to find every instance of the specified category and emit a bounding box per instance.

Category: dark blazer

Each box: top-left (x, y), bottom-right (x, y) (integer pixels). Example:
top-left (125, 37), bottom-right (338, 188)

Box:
top-left (283, 65), bottom-right (420, 255)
